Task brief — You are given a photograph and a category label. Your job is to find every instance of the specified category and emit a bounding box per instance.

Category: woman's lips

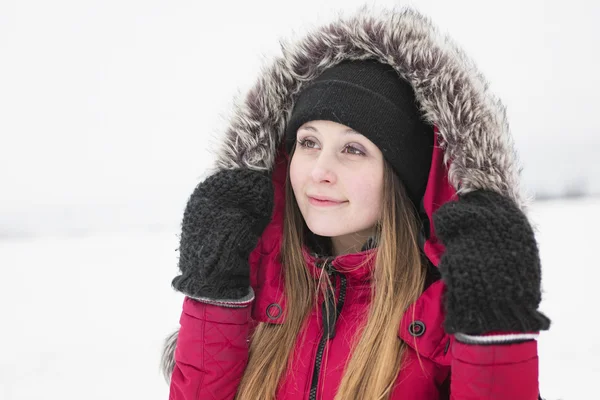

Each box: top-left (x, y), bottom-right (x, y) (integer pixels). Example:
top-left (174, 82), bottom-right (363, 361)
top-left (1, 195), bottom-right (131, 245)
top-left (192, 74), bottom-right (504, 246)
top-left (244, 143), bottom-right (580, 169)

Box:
top-left (308, 196), bottom-right (347, 207)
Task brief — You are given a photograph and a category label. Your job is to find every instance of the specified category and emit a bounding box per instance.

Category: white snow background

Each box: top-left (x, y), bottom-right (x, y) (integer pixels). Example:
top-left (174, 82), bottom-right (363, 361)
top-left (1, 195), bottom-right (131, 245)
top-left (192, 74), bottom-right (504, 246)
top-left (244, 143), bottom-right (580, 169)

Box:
top-left (1, 1), bottom-right (598, 399)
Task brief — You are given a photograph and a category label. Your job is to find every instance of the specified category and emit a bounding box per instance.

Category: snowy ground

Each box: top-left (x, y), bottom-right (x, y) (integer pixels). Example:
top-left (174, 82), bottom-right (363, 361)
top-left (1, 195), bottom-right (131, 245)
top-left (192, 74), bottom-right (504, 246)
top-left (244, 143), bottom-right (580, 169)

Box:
top-left (0, 197), bottom-right (596, 399)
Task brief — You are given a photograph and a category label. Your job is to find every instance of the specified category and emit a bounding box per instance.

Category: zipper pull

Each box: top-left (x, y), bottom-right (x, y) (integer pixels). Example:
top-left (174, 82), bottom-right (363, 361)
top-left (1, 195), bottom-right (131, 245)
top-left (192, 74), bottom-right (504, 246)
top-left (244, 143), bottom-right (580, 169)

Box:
top-left (318, 258), bottom-right (334, 275)
top-left (318, 258), bottom-right (337, 339)
top-left (322, 284), bottom-right (337, 339)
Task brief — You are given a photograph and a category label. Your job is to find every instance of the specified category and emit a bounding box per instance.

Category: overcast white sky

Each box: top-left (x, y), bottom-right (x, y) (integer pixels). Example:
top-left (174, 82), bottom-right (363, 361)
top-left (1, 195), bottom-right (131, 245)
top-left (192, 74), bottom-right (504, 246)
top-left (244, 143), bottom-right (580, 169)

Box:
top-left (1, 0), bottom-right (599, 236)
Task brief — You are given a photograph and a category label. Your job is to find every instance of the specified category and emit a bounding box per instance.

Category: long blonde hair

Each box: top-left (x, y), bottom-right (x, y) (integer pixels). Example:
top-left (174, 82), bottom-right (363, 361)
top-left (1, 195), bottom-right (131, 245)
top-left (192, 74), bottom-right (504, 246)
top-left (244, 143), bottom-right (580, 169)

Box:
top-left (235, 144), bottom-right (428, 399)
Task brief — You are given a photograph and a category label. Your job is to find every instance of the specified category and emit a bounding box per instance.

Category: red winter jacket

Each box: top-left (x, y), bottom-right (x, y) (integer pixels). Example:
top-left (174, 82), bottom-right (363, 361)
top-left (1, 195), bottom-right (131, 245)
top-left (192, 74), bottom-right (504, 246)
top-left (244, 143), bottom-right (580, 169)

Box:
top-left (163, 7), bottom-right (542, 400)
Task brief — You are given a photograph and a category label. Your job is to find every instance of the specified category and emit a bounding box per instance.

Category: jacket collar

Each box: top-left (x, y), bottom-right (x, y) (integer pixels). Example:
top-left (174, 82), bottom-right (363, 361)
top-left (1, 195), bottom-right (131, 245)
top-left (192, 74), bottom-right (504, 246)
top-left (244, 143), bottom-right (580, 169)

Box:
top-left (301, 237), bottom-right (379, 284)
top-left (300, 235), bottom-right (443, 286)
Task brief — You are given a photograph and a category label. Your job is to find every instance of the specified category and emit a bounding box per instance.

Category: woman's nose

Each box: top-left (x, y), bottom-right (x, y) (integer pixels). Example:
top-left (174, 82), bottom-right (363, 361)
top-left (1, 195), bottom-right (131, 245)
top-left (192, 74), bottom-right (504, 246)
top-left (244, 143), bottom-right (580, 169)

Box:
top-left (310, 153), bottom-right (337, 184)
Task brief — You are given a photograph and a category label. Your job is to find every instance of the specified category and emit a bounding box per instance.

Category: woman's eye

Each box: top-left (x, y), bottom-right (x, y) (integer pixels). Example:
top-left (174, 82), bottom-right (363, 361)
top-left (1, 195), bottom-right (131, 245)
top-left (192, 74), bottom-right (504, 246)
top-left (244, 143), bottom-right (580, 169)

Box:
top-left (343, 145), bottom-right (365, 156)
top-left (297, 138), bottom-right (364, 156)
top-left (298, 138), bottom-right (318, 149)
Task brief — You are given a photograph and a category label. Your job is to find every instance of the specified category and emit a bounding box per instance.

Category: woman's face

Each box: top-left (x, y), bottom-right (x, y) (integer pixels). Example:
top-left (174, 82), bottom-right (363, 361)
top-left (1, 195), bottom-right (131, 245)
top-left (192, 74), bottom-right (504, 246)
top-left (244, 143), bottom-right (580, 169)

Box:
top-left (290, 120), bottom-right (384, 254)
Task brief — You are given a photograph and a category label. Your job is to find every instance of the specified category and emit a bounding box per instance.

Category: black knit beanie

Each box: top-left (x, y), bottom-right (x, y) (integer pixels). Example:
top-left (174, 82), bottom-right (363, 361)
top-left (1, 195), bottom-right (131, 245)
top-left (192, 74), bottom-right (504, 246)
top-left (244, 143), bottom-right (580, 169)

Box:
top-left (285, 59), bottom-right (434, 211)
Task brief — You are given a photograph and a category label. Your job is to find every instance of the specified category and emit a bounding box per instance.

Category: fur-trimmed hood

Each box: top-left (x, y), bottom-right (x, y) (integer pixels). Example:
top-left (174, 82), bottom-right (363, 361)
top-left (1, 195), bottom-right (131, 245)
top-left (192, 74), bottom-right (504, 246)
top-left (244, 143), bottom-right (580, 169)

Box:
top-left (161, 5), bottom-right (530, 383)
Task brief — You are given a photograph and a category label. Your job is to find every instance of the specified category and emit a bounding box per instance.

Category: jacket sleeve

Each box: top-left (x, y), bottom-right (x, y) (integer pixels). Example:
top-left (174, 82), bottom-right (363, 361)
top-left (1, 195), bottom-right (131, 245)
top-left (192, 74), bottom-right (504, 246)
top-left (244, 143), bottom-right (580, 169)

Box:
top-left (449, 339), bottom-right (540, 400)
top-left (169, 296), bottom-right (253, 400)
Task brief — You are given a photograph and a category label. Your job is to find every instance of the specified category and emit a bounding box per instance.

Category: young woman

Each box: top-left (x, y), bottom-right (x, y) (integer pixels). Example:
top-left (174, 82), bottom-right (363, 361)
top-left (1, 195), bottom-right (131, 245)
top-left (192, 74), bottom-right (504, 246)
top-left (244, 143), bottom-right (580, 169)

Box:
top-left (161, 7), bottom-right (550, 400)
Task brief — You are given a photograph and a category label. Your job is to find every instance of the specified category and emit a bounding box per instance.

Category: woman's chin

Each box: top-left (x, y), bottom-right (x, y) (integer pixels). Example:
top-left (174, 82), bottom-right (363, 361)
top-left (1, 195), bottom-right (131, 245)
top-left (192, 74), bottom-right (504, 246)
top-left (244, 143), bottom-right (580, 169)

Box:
top-left (305, 220), bottom-right (354, 238)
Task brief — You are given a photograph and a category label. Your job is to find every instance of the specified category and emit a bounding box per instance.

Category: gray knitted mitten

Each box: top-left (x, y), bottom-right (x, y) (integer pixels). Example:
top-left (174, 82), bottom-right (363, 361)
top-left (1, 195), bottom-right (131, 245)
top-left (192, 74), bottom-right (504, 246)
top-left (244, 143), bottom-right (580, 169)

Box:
top-left (171, 168), bottom-right (274, 300)
top-left (432, 190), bottom-right (551, 334)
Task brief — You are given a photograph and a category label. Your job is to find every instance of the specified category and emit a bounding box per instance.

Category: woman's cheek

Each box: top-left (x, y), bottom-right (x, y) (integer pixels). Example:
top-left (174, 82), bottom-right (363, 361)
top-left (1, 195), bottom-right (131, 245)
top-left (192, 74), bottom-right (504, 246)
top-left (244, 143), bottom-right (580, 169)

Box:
top-left (289, 156), bottom-right (303, 193)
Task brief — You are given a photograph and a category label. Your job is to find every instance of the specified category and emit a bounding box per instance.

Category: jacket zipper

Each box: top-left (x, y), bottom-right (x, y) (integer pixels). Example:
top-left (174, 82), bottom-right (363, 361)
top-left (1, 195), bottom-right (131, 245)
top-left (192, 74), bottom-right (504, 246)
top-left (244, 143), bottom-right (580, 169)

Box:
top-left (308, 258), bottom-right (347, 400)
